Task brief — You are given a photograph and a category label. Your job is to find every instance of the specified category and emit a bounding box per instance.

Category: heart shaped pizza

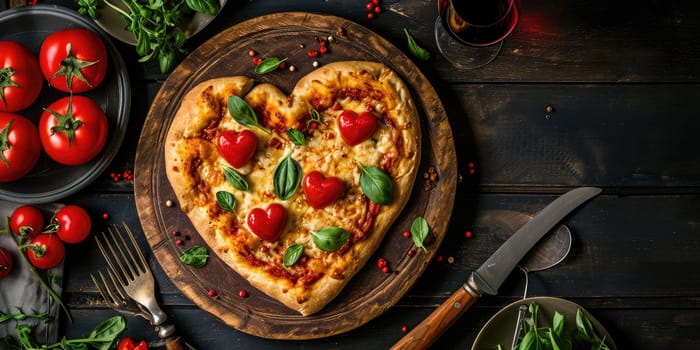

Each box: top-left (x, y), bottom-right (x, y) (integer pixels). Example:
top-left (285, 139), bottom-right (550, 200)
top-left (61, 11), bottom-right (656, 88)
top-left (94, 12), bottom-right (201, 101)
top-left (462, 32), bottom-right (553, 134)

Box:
top-left (164, 61), bottom-right (421, 315)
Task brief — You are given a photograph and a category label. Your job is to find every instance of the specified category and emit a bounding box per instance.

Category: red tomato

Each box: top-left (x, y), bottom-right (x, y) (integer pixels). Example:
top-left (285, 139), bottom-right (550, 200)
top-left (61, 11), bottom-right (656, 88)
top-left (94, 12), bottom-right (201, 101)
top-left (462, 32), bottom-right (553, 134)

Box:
top-left (39, 95), bottom-right (108, 165)
top-left (0, 246), bottom-right (13, 279)
top-left (117, 337), bottom-right (148, 350)
top-left (54, 205), bottom-right (91, 244)
top-left (0, 41), bottom-right (43, 112)
top-left (39, 28), bottom-right (107, 93)
top-left (0, 112), bottom-right (41, 182)
top-left (10, 205), bottom-right (45, 238)
top-left (26, 233), bottom-right (65, 270)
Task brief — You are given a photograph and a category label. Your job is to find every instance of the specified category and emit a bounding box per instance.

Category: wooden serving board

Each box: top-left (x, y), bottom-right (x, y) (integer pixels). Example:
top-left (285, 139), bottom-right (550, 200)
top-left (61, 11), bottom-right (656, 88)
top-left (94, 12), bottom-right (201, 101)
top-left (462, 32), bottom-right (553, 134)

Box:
top-left (134, 12), bottom-right (457, 339)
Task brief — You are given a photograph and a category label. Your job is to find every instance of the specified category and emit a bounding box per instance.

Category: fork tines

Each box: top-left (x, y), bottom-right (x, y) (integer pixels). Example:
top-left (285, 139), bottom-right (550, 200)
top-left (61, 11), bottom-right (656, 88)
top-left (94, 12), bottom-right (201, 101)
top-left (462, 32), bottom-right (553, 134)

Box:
top-left (95, 222), bottom-right (150, 289)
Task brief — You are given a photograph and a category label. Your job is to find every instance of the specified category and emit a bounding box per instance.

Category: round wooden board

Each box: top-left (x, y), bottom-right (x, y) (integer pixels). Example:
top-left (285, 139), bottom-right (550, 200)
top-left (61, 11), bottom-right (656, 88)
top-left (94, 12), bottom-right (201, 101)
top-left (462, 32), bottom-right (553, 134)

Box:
top-left (134, 12), bottom-right (457, 340)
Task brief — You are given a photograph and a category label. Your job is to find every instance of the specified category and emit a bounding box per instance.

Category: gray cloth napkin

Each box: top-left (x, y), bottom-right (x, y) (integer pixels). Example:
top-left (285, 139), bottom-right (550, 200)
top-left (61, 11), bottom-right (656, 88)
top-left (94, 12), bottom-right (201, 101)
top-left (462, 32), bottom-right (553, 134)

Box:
top-left (0, 202), bottom-right (63, 345)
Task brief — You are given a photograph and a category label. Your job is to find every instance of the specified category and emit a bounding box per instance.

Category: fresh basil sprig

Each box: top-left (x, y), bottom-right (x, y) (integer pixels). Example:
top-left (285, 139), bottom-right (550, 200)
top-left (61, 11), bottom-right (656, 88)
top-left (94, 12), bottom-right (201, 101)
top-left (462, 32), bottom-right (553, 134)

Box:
top-left (216, 191), bottom-right (237, 212)
top-left (358, 162), bottom-right (393, 205)
top-left (223, 166), bottom-right (249, 191)
top-left (0, 308), bottom-right (52, 324)
top-left (179, 245), bottom-right (209, 268)
top-left (404, 28), bottom-right (431, 61)
top-left (8, 315), bottom-right (126, 350)
top-left (255, 57), bottom-right (288, 74)
top-left (283, 243), bottom-right (305, 267)
top-left (79, 0), bottom-right (213, 73)
top-left (410, 216), bottom-right (429, 252)
top-left (274, 154), bottom-right (302, 200)
top-left (311, 227), bottom-right (350, 252)
top-left (507, 303), bottom-right (612, 350)
top-left (227, 95), bottom-right (272, 134)
top-left (185, 0), bottom-right (220, 15)
top-left (287, 128), bottom-right (306, 146)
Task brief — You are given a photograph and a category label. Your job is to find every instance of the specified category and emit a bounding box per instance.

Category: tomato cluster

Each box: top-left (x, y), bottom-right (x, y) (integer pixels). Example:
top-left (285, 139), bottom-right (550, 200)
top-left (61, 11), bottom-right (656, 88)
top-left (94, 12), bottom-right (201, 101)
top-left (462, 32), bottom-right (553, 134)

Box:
top-left (0, 28), bottom-right (109, 182)
top-left (1, 204), bottom-right (93, 274)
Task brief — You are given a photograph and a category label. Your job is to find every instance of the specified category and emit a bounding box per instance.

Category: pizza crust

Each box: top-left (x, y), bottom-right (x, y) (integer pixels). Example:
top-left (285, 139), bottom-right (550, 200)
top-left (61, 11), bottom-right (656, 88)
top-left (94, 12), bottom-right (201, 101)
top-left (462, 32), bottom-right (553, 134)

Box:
top-left (164, 62), bottom-right (421, 316)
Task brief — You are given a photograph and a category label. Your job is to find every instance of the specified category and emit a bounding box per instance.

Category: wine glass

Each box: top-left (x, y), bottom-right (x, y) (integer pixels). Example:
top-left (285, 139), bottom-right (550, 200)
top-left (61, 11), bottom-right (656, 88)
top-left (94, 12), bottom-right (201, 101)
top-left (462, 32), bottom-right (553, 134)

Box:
top-left (435, 0), bottom-right (521, 69)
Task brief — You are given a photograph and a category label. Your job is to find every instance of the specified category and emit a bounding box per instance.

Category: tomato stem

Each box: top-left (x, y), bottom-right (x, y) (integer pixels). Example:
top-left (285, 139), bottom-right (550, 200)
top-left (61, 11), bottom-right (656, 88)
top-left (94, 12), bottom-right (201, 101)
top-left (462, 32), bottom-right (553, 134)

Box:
top-left (0, 118), bottom-right (14, 166)
top-left (45, 95), bottom-right (84, 148)
top-left (3, 216), bottom-right (73, 323)
top-left (48, 42), bottom-right (97, 91)
top-left (0, 67), bottom-right (20, 107)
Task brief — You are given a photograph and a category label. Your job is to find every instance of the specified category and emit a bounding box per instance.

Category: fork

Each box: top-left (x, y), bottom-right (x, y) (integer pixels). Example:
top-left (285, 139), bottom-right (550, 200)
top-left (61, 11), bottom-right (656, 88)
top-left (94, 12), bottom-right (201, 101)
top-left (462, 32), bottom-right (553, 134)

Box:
top-left (90, 269), bottom-right (152, 321)
top-left (91, 269), bottom-right (183, 346)
top-left (96, 222), bottom-right (167, 326)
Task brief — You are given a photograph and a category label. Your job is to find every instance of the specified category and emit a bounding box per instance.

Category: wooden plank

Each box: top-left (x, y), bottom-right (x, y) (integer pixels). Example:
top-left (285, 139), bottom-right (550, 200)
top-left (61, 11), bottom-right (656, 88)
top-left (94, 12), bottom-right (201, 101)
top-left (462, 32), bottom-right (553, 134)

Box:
top-left (98, 81), bottom-right (700, 194)
top-left (443, 84), bottom-right (700, 190)
top-left (61, 306), bottom-right (700, 349)
top-left (120, 0), bottom-right (700, 84)
top-left (63, 193), bottom-right (700, 301)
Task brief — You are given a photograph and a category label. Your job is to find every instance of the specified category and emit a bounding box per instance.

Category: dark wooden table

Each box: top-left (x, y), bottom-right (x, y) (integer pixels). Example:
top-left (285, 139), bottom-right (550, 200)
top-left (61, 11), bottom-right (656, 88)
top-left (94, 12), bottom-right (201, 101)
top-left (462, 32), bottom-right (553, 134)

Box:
top-left (4, 0), bottom-right (700, 349)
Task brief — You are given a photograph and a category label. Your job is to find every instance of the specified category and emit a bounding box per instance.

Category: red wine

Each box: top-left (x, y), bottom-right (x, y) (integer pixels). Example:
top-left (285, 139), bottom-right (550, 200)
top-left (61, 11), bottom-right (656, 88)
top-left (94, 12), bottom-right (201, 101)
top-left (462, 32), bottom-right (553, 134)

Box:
top-left (443, 0), bottom-right (520, 46)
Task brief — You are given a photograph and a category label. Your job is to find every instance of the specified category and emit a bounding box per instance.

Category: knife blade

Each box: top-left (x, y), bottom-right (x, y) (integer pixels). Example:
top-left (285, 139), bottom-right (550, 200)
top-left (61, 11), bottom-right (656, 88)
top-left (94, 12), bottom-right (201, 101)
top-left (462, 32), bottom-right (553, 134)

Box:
top-left (390, 187), bottom-right (601, 350)
top-left (472, 186), bottom-right (601, 295)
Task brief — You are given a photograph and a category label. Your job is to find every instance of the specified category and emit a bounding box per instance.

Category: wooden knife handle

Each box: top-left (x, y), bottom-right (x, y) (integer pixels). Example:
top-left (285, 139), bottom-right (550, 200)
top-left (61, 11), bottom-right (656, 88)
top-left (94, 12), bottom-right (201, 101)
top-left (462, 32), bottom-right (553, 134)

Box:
top-left (390, 285), bottom-right (480, 350)
top-left (164, 336), bottom-right (188, 350)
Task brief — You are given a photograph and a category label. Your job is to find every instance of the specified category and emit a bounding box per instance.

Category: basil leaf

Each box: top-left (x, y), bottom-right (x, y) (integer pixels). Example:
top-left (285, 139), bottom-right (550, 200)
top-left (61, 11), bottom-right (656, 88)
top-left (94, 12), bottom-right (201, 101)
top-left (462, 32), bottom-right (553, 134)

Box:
top-left (158, 49), bottom-right (175, 75)
top-left (403, 28), bottom-right (431, 61)
top-left (410, 216), bottom-right (429, 252)
top-left (517, 329), bottom-right (537, 350)
top-left (576, 308), bottom-right (596, 341)
top-left (553, 311), bottom-right (565, 337)
top-left (180, 245), bottom-right (209, 268)
top-left (223, 166), bottom-right (249, 191)
top-left (87, 316), bottom-right (126, 350)
top-left (216, 191), bottom-right (237, 212)
top-left (358, 162), bottom-right (393, 205)
top-left (287, 128), bottom-right (305, 146)
top-left (255, 57), bottom-right (288, 74)
top-left (274, 154), bottom-right (302, 200)
top-left (311, 227), bottom-right (350, 252)
top-left (185, 0), bottom-right (220, 15)
top-left (227, 96), bottom-right (271, 134)
top-left (283, 243), bottom-right (305, 267)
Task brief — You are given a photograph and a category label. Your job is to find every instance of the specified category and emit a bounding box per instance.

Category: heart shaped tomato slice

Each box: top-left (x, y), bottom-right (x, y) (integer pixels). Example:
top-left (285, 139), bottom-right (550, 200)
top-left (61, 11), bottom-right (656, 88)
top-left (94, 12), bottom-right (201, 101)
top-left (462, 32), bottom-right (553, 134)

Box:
top-left (217, 129), bottom-right (257, 168)
top-left (337, 110), bottom-right (377, 146)
top-left (246, 203), bottom-right (288, 242)
top-left (303, 171), bottom-right (344, 209)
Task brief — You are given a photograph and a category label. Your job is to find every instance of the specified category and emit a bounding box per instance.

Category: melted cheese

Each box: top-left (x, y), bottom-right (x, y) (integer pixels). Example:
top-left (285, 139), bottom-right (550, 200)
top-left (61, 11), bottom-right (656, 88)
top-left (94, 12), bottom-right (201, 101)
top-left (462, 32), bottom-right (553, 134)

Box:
top-left (175, 74), bottom-right (403, 286)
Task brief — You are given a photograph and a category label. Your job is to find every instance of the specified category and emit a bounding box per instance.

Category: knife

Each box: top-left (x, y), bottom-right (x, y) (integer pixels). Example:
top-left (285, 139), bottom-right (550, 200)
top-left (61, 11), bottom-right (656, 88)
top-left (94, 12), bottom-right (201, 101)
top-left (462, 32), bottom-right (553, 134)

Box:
top-left (390, 187), bottom-right (602, 350)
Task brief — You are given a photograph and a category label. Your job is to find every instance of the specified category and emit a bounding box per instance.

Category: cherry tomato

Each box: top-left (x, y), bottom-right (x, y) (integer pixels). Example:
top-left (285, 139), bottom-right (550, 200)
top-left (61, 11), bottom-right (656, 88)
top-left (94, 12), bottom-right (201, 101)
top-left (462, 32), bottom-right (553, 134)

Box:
top-left (39, 28), bottom-right (107, 93)
top-left (10, 205), bottom-right (45, 238)
top-left (0, 41), bottom-right (43, 112)
top-left (0, 246), bottom-right (13, 279)
top-left (117, 337), bottom-right (149, 350)
top-left (39, 95), bottom-right (108, 166)
top-left (26, 233), bottom-right (65, 270)
top-left (0, 112), bottom-right (41, 182)
top-left (54, 205), bottom-right (91, 244)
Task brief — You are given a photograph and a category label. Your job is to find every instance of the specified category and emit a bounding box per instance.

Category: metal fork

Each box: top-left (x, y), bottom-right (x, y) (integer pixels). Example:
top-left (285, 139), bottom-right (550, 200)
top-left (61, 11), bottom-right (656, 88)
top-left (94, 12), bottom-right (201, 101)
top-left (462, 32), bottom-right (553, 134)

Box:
top-left (91, 269), bottom-right (183, 345)
top-left (90, 269), bottom-right (152, 321)
top-left (96, 222), bottom-right (167, 326)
